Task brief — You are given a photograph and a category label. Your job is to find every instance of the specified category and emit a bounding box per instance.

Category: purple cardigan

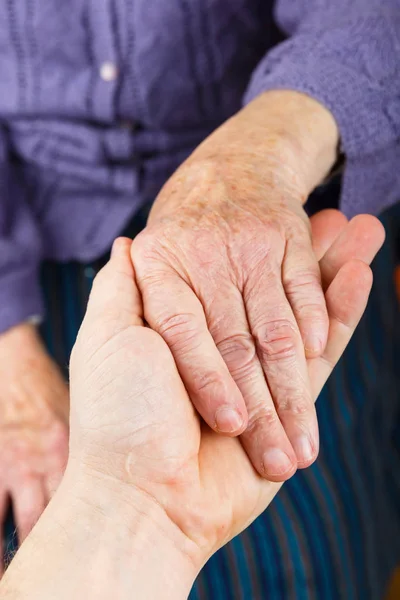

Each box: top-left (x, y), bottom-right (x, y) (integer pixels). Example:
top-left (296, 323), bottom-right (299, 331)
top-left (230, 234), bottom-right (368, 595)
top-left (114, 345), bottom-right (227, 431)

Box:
top-left (1, 0), bottom-right (399, 333)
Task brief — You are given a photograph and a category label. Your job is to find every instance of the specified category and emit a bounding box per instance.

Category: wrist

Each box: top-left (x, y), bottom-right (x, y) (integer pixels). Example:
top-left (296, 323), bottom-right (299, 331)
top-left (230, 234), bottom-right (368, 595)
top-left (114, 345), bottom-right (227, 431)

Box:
top-left (2, 466), bottom-right (200, 599)
top-left (188, 90), bottom-right (339, 202)
top-left (61, 465), bottom-right (201, 596)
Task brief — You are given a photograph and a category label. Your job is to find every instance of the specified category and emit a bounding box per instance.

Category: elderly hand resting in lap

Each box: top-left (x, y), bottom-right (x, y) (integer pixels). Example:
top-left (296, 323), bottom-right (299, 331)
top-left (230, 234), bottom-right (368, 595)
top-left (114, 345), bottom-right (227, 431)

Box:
top-left (0, 210), bottom-right (384, 599)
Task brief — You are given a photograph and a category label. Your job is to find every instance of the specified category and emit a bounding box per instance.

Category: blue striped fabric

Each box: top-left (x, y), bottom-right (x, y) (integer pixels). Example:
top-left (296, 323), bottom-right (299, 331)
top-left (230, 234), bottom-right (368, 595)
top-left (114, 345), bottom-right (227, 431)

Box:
top-left (4, 205), bottom-right (400, 599)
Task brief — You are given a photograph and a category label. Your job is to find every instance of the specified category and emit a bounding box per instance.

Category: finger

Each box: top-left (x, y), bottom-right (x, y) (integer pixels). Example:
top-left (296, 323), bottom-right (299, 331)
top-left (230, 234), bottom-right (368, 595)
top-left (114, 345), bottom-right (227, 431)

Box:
top-left (309, 214), bottom-right (384, 398)
top-left (140, 273), bottom-right (247, 435)
top-left (74, 238), bottom-right (144, 365)
top-left (309, 260), bottom-right (373, 397)
top-left (319, 215), bottom-right (385, 290)
top-left (242, 258), bottom-right (373, 521)
top-left (12, 478), bottom-right (46, 544)
top-left (245, 262), bottom-right (318, 474)
top-left (204, 284), bottom-right (297, 481)
top-left (283, 227), bottom-right (329, 357)
top-left (255, 215), bottom-right (382, 487)
top-left (310, 209), bottom-right (348, 261)
top-left (84, 237), bottom-right (143, 329)
top-left (132, 240), bottom-right (248, 436)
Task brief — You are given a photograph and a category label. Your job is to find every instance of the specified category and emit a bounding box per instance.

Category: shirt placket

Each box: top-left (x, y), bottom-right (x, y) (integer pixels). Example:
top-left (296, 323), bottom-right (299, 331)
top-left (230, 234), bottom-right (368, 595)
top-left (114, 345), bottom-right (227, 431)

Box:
top-left (87, 0), bottom-right (119, 122)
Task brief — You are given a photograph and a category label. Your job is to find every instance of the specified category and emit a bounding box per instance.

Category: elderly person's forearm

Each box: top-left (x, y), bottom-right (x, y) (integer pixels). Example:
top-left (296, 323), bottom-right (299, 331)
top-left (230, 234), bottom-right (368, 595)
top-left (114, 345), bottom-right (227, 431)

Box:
top-left (136, 87), bottom-right (340, 482)
top-left (187, 90), bottom-right (339, 202)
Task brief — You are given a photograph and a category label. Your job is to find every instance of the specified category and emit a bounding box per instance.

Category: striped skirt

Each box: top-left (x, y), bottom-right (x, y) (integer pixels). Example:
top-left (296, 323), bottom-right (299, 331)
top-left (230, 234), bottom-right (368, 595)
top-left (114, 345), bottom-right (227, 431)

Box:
top-left (6, 204), bottom-right (400, 599)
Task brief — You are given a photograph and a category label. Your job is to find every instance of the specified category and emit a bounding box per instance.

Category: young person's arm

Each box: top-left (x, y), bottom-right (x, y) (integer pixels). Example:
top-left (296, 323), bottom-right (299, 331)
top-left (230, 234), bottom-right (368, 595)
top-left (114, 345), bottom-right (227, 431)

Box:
top-left (0, 473), bottom-right (197, 600)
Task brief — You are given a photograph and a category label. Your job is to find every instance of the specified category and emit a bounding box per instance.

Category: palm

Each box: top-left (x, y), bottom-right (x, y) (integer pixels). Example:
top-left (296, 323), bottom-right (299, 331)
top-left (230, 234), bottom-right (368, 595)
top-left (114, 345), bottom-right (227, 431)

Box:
top-left (72, 317), bottom-right (274, 550)
top-left (70, 211), bottom-right (384, 555)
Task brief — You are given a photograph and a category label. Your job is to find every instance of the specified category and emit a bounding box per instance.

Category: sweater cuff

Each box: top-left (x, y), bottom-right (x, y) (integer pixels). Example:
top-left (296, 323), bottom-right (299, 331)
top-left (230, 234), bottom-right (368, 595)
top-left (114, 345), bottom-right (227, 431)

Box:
top-left (0, 267), bottom-right (45, 335)
top-left (244, 45), bottom-right (400, 216)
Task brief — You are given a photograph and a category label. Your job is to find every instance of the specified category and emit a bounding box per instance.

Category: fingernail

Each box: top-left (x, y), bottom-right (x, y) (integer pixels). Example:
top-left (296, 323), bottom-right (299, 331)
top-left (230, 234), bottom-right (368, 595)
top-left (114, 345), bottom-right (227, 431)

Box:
top-left (215, 407), bottom-right (243, 434)
top-left (304, 334), bottom-right (325, 357)
top-left (293, 435), bottom-right (314, 464)
top-left (262, 449), bottom-right (293, 476)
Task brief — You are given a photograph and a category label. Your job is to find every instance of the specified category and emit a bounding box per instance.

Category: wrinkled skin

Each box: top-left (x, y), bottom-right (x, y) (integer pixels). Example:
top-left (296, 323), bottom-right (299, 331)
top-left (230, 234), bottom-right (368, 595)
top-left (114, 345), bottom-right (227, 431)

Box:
top-left (68, 210), bottom-right (384, 567)
top-left (0, 324), bottom-right (68, 574)
top-left (131, 90), bottom-right (340, 482)
top-left (132, 158), bottom-right (329, 480)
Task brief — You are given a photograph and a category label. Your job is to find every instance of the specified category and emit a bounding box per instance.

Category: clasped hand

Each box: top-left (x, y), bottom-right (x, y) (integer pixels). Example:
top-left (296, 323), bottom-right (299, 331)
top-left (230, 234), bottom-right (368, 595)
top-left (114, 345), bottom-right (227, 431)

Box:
top-left (0, 209), bottom-right (383, 599)
top-left (69, 209), bottom-right (383, 566)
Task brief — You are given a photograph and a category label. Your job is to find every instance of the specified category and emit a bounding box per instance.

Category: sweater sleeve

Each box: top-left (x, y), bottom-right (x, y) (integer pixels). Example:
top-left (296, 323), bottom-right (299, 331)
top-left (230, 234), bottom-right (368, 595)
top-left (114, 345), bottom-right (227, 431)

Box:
top-left (0, 129), bottom-right (44, 334)
top-left (244, 1), bottom-right (400, 217)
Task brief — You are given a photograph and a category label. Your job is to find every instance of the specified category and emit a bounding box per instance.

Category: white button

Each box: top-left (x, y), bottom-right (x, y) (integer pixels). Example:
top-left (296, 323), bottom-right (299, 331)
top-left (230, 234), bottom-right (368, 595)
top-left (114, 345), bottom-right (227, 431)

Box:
top-left (100, 61), bottom-right (118, 82)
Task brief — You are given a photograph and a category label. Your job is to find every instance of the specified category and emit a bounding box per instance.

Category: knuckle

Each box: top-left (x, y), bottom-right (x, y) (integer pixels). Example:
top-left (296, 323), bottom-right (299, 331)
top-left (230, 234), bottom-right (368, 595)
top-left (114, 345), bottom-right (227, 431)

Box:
top-left (284, 268), bottom-right (322, 296)
top-left (131, 228), bottom-right (157, 255)
top-left (216, 333), bottom-right (255, 374)
top-left (295, 304), bottom-right (328, 328)
top-left (131, 228), bottom-right (169, 268)
top-left (255, 319), bottom-right (298, 362)
top-left (276, 391), bottom-right (313, 416)
top-left (286, 213), bottom-right (310, 234)
top-left (192, 370), bottom-right (225, 398)
top-left (156, 312), bottom-right (201, 353)
top-left (246, 404), bottom-right (280, 433)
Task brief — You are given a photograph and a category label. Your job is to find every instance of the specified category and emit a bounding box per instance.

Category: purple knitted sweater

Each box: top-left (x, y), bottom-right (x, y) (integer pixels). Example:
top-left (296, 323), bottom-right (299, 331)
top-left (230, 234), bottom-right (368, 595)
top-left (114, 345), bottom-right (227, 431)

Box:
top-left (0, 0), bottom-right (399, 333)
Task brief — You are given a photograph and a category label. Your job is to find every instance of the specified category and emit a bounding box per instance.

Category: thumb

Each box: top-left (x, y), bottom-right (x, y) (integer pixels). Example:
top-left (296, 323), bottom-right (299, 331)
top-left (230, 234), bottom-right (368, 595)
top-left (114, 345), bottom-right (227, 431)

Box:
top-left (78, 238), bottom-right (143, 346)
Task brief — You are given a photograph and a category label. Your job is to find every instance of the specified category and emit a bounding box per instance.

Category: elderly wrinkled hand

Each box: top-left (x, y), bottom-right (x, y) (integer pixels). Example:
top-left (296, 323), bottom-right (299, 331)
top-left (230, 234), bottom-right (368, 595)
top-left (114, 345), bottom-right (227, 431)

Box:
top-left (131, 91), bottom-right (342, 481)
top-left (0, 325), bottom-right (69, 575)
